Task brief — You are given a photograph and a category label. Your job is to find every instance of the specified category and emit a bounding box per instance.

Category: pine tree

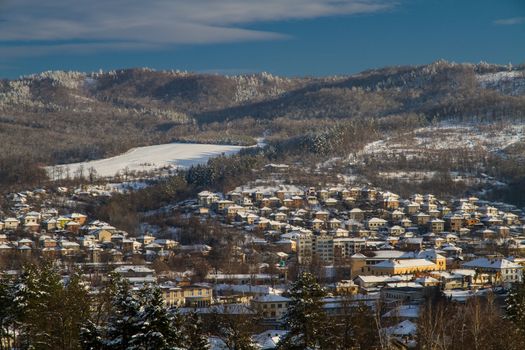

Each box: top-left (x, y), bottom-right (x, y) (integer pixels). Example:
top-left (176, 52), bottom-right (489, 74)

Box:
top-left (130, 284), bottom-right (184, 350)
top-left (182, 312), bottom-right (209, 350)
top-left (16, 262), bottom-right (70, 349)
top-left (0, 279), bottom-right (19, 350)
top-left (104, 277), bottom-right (142, 350)
top-left (79, 320), bottom-right (104, 350)
top-left (506, 279), bottom-right (525, 333)
top-left (279, 272), bottom-right (328, 350)
top-left (60, 272), bottom-right (92, 350)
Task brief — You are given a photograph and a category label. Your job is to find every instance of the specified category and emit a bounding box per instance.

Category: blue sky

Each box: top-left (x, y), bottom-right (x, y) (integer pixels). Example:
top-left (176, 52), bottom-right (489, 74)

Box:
top-left (0, 0), bottom-right (523, 78)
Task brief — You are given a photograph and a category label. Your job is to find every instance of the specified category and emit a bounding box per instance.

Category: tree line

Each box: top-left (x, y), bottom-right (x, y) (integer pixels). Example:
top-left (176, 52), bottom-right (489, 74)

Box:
top-left (3, 263), bottom-right (525, 349)
top-left (0, 262), bottom-right (208, 350)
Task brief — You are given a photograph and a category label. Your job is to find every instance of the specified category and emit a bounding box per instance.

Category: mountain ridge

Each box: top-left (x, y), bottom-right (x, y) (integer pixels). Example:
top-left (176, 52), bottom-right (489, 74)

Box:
top-left (0, 60), bottom-right (524, 169)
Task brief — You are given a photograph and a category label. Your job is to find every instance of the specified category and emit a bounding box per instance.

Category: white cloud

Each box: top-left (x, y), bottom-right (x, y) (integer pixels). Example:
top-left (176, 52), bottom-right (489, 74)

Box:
top-left (0, 0), bottom-right (396, 56)
top-left (493, 17), bottom-right (525, 25)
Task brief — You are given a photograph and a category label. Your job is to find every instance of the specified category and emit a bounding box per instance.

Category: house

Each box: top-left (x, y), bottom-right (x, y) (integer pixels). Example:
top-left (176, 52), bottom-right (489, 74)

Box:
top-left (413, 213), bottom-right (431, 226)
top-left (275, 239), bottom-right (295, 253)
top-left (251, 294), bottom-right (290, 321)
top-left (389, 225), bottom-right (405, 236)
top-left (4, 218), bottom-right (19, 230)
top-left (252, 330), bottom-right (288, 350)
top-left (114, 265), bottom-right (157, 284)
top-left (335, 279), bottom-right (359, 295)
top-left (314, 211), bottom-right (329, 221)
top-left (406, 202), bottom-right (420, 215)
top-left (445, 214), bottom-right (463, 232)
top-left (93, 229), bottom-right (112, 242)
top-left (311, 218), bottom-right (324, 230)
top-left (70, 213), bottom-right (87, 225)
top-left (65, 221), bottom-right (81, 233)
top-left (56, 216), bottom-right (70, 229)
top-left (367, 218), bottom-right (387, 231)
top-left (214, 200), bottom-right (234, 212)
top-left (403, 237), bottom-right (423, 251)
top-left (17, 238), bottom-right (33, 248)
top-left (349, 208), bottom-right (365, 221)
top-left (182, 283), bottom-right (213, 307)
top-left (462, 258), bottom-right (523, 284)
top-left (390, 210), bottom-right (405, 221)
top-left (160, 284), bottom-right (184, 307)
top-left (429, 218), bottom-right (445, 233)
top-left (198, 191), bottom-right (220, 207)
top-left (353, 275), bottom-right (411, 292)
top-left (327, 218), bottom-right (341, 230)
top-left (42, 218), bottom-right (58, 231)
top-left (137, 235), bottom-right (155, 245)
top-left (160, 282), bottom-right (213, 308)
top-left (381, 283), bottom-right (425, 303)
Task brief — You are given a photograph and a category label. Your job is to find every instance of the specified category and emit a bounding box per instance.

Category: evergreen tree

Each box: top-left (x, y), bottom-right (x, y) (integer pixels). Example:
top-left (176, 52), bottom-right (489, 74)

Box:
top-left (0, 279), bottom-right (19, 350)
top-left (506, 279), bottom-right (525, 333)
top-left (60, 272), bottom-right (92, 350)
top-left (12, 262), bottom-right (90, 350)
top-left (130, 284), bottom-right (184, 350)
top-left (279, 272), bottom-right (328, 350)
top-left (79, 320), bottom-right (104, 350)
top-left (182, 312), bottom-right (209, 350)
top-left (104, 278), bottom-right (142, 350)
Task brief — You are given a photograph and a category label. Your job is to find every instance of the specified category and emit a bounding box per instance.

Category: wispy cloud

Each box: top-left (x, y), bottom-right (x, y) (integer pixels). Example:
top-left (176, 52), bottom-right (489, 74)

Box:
top-left (0, 0), bottom-right (396, 57)
top-left (493, 17), bottom-right (525, 25)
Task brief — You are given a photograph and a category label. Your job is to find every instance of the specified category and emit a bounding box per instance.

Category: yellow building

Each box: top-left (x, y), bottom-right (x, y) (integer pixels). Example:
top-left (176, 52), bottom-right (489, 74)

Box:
top-left (370, 258), bottom-right (443, 276)
top-left (161, 284), bottom-right (213, 308)
top-left (56, 216), bottom-right (70, 229)
top-left (97, 229), bottom-right (113, 243)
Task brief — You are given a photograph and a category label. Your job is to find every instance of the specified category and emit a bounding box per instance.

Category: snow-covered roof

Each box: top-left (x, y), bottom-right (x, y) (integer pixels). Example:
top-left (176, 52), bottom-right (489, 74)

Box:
top-left (462, 257), bottom-right (522, 269)
top-left (374, 259), bottom-right (436, 269)
top-left (253, 294), bottom-right (291, 303)
top-left (385, 320), bottom-right (417, 336)
top-left (252, 330), bottom-right (288, 350)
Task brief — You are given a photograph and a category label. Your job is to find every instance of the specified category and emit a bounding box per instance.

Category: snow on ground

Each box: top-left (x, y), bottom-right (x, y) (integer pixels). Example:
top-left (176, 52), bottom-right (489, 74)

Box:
top-left (232, 182), bottom-right (304, 195)
top-left (47, 142), bottom-right (245, 178)
top-left (443, 288), bottom-right (490, 302)
top-left (477, 70), bottom-right (525, 95)
top-left (359, 123), bottom-right (525, 157)
top-left (477, 70), bottom-right (524, 85)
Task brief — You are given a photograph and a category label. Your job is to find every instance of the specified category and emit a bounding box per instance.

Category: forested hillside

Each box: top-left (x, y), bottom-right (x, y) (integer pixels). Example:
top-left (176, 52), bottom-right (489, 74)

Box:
top-left (1, 60), bottom-right (524, 190)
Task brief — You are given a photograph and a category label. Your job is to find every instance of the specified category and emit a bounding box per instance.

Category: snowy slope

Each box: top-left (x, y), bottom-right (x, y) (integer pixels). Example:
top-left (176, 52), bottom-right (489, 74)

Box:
top-left (47, 142), bottom-right (244, 178)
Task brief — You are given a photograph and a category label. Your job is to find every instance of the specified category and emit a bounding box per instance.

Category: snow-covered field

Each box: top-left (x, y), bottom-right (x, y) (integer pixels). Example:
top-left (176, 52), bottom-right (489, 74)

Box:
top-left (47, 142), bottom-right (245, 178)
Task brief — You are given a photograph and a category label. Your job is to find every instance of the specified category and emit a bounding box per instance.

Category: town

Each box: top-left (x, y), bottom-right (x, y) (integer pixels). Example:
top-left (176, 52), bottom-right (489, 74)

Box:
top-left (1, 166), bottom-right (524, 349)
